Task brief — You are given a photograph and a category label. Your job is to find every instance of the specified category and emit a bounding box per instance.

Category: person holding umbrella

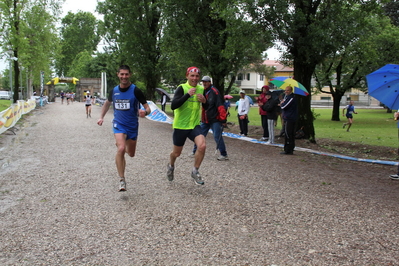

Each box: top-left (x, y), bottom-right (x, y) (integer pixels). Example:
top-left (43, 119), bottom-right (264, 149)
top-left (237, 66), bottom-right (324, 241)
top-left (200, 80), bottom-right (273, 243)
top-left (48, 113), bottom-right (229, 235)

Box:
top-left (390, 112), bottom-right (399, 181)
top-left (366, 64), bottom-right (399, 180)
top-left (280, 86), bottom-right (298, 155)
top-left (191, 76), bottom-right (229, 161)
top-left (224, 95), bottom-right (232, 117)
top-left (155, 88), bottom-right (170, 112)
top-left (161, 92), bottom-right (167, 112)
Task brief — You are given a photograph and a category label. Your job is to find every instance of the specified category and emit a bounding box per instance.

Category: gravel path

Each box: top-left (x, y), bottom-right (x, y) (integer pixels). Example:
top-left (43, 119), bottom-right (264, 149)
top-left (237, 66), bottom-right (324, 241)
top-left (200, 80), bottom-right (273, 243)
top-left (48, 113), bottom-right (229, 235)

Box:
top-left (1, 100), bottom-right (399, 265)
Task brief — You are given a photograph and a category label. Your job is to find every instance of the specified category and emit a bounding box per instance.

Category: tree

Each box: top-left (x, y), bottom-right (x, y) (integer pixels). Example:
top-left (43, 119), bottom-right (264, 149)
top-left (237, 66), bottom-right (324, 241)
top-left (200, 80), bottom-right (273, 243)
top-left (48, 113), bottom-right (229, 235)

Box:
top-left (22, 2), bottom-right (61, 98)
top-left (163, 0), bottom-right (271, 96)
top-left (383, 0), bottom-right (399, 26)
top-left (68, 50), bottom-right (95, 79)
top-left (245, 0), bottom-right (382, 142)
top-left (0, 0), bottom-right (62, 102)
top-left (97, 0), bottom-right (163, 100)
top-left (56, 11), bottom-right (100, 77)
top-left (314, 16), bottom-right (399, 120)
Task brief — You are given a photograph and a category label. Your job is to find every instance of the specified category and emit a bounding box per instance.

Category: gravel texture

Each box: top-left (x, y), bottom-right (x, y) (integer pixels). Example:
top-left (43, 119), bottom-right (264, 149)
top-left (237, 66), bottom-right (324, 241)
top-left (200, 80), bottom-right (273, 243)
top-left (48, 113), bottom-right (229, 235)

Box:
top-left (1, 100), bottom-right (399, 265)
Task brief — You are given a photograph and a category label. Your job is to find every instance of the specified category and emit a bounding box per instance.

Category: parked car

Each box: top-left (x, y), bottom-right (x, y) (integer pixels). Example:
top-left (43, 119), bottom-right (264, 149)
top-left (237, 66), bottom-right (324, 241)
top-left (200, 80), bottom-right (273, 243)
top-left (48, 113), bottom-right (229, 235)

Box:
top-left (0, 91), bottom-right (11, 100)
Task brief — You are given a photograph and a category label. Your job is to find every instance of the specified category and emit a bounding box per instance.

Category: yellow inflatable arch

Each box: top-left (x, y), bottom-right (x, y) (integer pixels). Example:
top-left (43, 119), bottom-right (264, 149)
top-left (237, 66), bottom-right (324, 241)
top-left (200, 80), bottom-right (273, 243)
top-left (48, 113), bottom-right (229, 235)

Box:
top-left (46, 77), bottom-right (79, 85)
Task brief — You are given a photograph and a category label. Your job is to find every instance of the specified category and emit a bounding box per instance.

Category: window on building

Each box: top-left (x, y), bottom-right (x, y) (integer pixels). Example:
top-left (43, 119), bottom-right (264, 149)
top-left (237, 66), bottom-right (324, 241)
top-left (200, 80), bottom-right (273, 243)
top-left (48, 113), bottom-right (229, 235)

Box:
top-left (260, 75), bottom-right (264, 81)
top-left (247, 73), bottom-right (250, 80)
top-left (238, 73), bottom-right (243, 81)
top-left (321, 97), bottom-right (331, 100)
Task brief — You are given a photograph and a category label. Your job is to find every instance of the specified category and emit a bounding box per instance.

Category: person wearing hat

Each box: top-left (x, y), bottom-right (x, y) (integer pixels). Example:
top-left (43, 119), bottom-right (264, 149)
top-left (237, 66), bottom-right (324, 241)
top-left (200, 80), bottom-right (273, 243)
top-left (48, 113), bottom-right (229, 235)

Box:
top-left (261, 91), bottom-right (278, 144)
top-left (84, 91), bottom-right (93, 118)
top-left (97, 65), bottom-right (151, 191)
top-left (191, 76), bottom-right (228, 161)
top-left (255, 85), bottom-right (270, 141)
top-left (167, 66), bottom-right (207, 185)
top-left (237, 90), bottom-right (250, 136)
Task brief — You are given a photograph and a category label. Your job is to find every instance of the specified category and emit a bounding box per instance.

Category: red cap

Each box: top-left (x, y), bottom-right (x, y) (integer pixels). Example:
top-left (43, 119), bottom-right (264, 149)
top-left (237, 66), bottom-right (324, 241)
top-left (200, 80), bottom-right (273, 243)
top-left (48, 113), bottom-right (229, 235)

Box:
top-left (186, 66), bottom-right (200, 76)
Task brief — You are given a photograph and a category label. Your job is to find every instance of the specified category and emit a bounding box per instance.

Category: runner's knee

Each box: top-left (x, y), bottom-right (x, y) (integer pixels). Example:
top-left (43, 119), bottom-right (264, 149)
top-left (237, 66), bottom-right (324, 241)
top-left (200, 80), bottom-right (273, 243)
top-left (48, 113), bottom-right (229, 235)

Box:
top-left (196, 142), bottom-right (206, 152)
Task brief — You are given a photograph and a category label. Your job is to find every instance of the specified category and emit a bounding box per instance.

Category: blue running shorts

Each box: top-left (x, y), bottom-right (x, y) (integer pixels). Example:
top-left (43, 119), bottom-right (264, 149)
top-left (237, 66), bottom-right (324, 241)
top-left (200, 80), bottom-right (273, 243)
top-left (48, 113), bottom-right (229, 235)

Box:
top-left (113, 122), bottom-right (138, 141)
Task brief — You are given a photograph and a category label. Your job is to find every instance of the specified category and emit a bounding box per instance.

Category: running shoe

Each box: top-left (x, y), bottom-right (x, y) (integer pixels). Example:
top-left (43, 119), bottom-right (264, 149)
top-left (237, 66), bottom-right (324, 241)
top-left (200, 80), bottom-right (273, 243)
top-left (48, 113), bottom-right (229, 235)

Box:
top-left (260, 137), bottom-right (268, 141)
top-left (390, 174), bottom-right (399, 180)
top-left (191, 170), bottom-right (204, 185)
top-left (167, 164), bottom-right (174, 181)
top-left (217, 155), bottom-right (229, 161)
top-left (119, 180), bottom-right (126, 191)
top-left (342, 123), bottom-right (346, 129)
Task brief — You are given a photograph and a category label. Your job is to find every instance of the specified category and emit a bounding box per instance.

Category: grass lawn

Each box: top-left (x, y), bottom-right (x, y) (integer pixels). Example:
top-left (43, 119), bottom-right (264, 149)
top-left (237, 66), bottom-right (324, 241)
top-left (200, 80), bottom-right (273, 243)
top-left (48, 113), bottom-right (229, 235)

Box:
top-left (0, 99), bottom-right (12, 112)
top-left (160, 104), bottom-right (398, 148)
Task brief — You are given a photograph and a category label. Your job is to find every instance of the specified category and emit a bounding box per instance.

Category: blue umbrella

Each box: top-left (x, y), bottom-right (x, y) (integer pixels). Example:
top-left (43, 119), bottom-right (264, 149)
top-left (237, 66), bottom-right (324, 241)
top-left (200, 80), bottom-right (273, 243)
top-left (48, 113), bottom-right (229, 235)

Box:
top-left (245, 95), bottom-right (254, 105)
top-left (366, 64), bottom-right (399, 110)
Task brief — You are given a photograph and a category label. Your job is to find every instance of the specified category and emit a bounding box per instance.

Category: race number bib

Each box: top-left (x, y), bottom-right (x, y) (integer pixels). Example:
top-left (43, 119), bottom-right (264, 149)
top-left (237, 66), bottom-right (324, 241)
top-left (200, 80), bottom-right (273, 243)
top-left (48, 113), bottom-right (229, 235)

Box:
top-left (115, 99), bottom-right (130, 110)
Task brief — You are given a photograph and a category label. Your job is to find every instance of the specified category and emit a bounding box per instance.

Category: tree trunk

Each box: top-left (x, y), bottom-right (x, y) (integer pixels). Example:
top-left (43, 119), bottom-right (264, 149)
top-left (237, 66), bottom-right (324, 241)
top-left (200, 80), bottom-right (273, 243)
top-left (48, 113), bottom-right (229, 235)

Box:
top-left (297, 95), bottom-right (315, 143)
top-left (293, 61), bottom-right (316, 143)
top-left (13, 55), bottom-right (20, 104)
top-left (213, 77), bottom-right (225, 97)
top-left (331, 93), bottom-right (344, 121)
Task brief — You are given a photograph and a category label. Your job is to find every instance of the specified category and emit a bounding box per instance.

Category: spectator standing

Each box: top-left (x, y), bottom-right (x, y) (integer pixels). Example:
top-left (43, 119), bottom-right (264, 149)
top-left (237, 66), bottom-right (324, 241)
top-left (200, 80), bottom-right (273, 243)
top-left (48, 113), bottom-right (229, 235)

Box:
top-left (192, 76), bottom-right (229, 161)
top-left (342, 100), bottom-right (358, 132)
top-left (280, 86), bottom-right (298, 155)
top-left (390, 112), bottom-right (399, 180)
top-left (167, 66), bottom-right (207, 185)
top-left (237, 90), bottom-right (250, 136)
top-left (255, 85), bottom-right (270, 141)
top-left (97, 65), bottom-right (151, 191)
top-left (262, 91), bottom-right (278, 144)
top-left (224, 98), bottom-right (231, 117)
top-left (161, 92), bottom-right (167, 112)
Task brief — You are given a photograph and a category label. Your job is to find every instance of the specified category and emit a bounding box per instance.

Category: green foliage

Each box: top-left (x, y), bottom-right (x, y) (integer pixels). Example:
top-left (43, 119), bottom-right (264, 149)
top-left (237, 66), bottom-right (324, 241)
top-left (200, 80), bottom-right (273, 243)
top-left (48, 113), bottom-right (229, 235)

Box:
top-left (313, 14), bottom-right (399, 121)
top-left (68, 50), bottom-right (95, 79)
top-left (54, 84), bottom-right (69, 94)
top-left (162, 0), bottom-right (272, 95)
top-left (244, 0), bottom-right (385, 141)
top-left (0, 0), bottom-right (62, 102)
top-left (56, 11), bottom-right (101, 77)
top-left (97, 0), bottom-right (163, 100)
top-left (383, 0), bottom-right (399, 26)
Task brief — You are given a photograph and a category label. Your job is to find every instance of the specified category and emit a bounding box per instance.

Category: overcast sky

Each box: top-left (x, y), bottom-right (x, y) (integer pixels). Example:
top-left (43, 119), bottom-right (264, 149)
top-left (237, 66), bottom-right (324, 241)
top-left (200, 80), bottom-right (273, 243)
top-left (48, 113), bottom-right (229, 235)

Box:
top-left (62, 0), bottom-right (101, 18)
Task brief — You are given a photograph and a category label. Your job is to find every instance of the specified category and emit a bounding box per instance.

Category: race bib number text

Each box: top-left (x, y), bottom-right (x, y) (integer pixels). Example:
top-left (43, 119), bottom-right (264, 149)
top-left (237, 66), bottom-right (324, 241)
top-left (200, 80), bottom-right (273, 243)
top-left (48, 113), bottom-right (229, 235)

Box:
top-left (115, 99), bottom-right (130, 110)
